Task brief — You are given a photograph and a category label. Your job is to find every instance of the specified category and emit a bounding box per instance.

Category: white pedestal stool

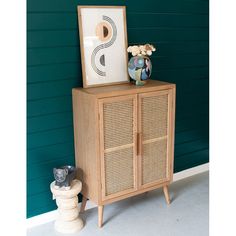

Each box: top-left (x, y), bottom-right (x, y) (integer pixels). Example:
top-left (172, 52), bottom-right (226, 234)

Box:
top-left (50, 179), bottom-right (84, 234)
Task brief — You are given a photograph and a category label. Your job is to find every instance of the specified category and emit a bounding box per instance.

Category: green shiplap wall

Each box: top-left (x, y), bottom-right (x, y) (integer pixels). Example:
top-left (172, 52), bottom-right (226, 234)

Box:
top-left (27, 0), bottom-right (209, 218)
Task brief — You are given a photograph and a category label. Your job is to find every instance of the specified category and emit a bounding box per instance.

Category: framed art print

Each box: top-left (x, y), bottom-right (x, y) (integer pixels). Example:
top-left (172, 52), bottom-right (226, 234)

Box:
top-left (77, 6), bottom-right (129, 88)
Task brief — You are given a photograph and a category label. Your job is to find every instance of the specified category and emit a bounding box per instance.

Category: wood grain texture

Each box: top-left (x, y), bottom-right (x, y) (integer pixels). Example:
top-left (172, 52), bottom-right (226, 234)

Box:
top-left (98, 205), bottom-right (104, 228)
top-left (163, 185), bottom-right (171, 204)
top-left (74, 80), bottom-right (174, 98)
top-left (72, 89), bottom-right (100, 204)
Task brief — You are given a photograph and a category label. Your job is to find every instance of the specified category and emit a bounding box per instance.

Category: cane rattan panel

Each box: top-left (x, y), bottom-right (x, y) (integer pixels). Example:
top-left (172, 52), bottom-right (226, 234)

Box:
top-left (103, 99), bottom-right (134, 150)
top-left (142, 139), bottom-right (168, 185)
top-left (141, 94), bottom-right (168, 141)
top-left (104, 147), bottom-right (134, 196)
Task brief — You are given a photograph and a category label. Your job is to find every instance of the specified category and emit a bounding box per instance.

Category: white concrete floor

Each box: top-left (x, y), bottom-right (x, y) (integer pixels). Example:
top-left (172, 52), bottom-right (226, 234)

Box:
top-left (27, 172), bottom-right (209, 236)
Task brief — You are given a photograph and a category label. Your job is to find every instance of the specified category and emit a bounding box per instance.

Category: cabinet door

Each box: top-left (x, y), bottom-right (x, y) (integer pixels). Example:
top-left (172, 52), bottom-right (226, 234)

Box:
top-left (138, 89), bottom-right (175, 188)
top-left (99, 95), bottom-right (138, 200)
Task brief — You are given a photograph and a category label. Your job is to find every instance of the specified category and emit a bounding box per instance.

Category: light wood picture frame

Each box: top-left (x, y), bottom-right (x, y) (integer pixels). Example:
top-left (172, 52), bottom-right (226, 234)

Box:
top-left (77, 6), bottom-right (129, 88)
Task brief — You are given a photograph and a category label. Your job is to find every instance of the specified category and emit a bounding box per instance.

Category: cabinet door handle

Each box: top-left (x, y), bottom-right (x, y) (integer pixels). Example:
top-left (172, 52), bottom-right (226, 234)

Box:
top-left (136, 132), bottom-right (139, 156)
top-left (139, 132), bottom-right (143, 157)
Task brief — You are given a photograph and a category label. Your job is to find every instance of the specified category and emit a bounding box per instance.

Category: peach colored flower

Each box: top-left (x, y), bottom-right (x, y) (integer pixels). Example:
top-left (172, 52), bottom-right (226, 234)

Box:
top-left (127, 44), bottom-right (156, 56)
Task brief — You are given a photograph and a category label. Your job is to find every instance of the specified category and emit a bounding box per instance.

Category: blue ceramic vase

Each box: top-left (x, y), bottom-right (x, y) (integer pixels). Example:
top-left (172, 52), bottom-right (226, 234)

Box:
top-left (128, 56), bottom-right (152, 86)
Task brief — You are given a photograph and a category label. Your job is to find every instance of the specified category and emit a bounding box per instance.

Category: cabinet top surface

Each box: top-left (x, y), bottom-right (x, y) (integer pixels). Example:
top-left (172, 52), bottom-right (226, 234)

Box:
top-left (73, 80), bottom-right (175, 97)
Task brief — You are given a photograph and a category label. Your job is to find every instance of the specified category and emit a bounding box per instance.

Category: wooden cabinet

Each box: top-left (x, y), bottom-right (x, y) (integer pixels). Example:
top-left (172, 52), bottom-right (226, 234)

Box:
top-left (72, 80), bottom-right (176, 227)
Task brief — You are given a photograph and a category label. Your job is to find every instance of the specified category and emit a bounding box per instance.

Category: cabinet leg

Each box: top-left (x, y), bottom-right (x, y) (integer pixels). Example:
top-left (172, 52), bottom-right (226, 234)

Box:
top-left (80, 196), bottom-right (87, 213)
top-left (98, 205), bottom-right (104, 228)
top-left (163, 185), bottom-right (171, 205)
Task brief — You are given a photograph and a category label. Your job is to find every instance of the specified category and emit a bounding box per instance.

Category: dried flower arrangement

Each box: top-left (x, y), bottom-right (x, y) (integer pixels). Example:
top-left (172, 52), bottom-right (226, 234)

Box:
top-left (127, 44), bottom-right (156, 56)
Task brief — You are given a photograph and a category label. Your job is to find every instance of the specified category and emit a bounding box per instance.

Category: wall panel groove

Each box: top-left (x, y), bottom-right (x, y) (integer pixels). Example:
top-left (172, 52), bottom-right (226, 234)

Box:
top-left (28, 12), bottom-right (208, 30)
top-left (28, 28), bottom-right (208, 48)
top-left (27, 141), bottom-right (74, 153)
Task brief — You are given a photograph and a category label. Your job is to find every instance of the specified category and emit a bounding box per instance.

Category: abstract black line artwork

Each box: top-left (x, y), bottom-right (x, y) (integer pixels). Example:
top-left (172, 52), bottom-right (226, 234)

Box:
top-left (91, 15), bottom-right (117, 76)
top-left (78, 6), bottom-right (129, 87)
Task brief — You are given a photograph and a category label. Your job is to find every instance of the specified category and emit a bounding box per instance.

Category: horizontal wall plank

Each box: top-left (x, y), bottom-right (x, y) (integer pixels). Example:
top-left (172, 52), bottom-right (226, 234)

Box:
top-left (157, 66), bottom-right (208, 81)
top-left (176, 95), bottom-right (208, 109)
top-left (27, 126), bottom-right (74, 149)
top-left (176, 115), bottom-right (208, 131)
top-left (175, 129), bottom-right (208, 145)
top-left (28, 0), bottom-right (209, 13)
top-left (27, 176), bottom-right (53, 196)
top-left (28, 28), bottom-right (208, 48)
top-left (128, 27), bottom-right (208, 43)
top-left (28, 12), bottom-right (78, 31)
top-left (27, 191), bottom-right (56, 214)
top-left (27, 0), bottom-right (125, 13)
top-left (27, 78), bottom-right (207, 102)
top-left (27, 12), bottom-right (208, 31)
top-left (27, 47), bottom-right (80, 66)
top-left (27, 179), bottom-right (55, 194)
top-left (27, 201), bottom-right (56, 218)
top-left (176, 102), bottom-right (209, 118)
top-left (176, 123), bottom-right (208, 134)
top-left (27, 96), bottom-right (72, 117)
top-left (151, 68), bottom-right (208, 82)
top-left (27, 141), bottom-right (74, 165)
top-left (176, 108), bottom-right (209, 123)
top-left (27, 41), bottom-right (208, 67)
top-left (127, 13), bottom-right (208, 28)
top-left (27, 30), bottom-right (79, 48)
top-left (176, 77), bottom-right (209, 94)
top-left (27, 78), bottom-right (80, 100)
top-left (176, 110), bottom-right (208, 122)
top-left (175, 139), bottom-right (209, 158)
top-left (156, 41), bottom-right (208, 57)
top-left (27, 62), bottom-right (80, 83)
top-left (27, 46), bottom-right (208, 67)
top-left (175, 89), bottom-right (209, 111)
top-left (151, 54), bottom-right (209, 70)
top-left (27, 112), bottom-right (73, 134)
top-left (174, 149), bottom-right (209, 172)
top-left (27, 63), bottom-right (208, 84)
top-left (175, 113), bottom-right (208, 133)
top-left (27, 155), bottom-right (75, 180)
